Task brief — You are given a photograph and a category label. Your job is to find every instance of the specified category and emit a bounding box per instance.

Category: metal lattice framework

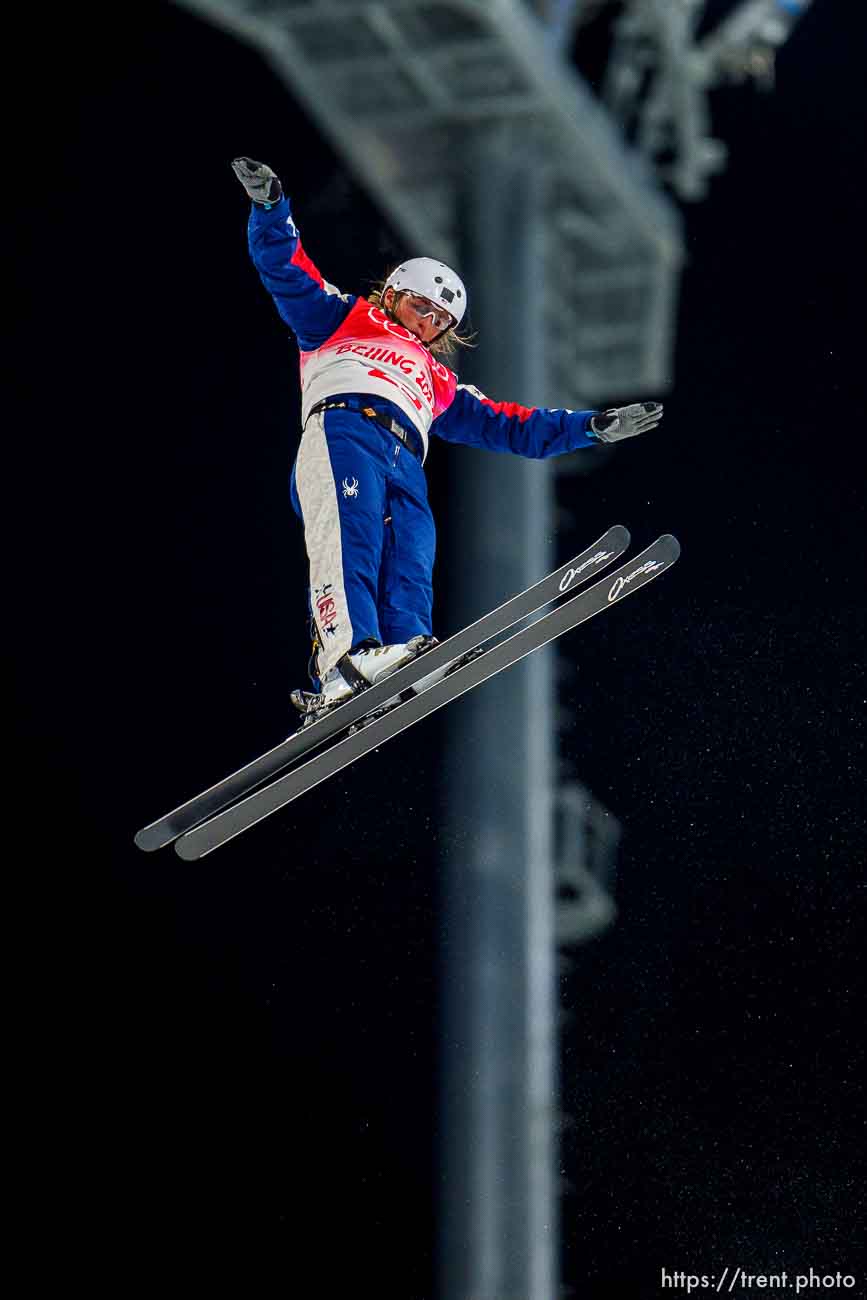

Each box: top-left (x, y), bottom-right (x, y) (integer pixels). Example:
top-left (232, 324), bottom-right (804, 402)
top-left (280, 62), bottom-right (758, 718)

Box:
top-left (176, 0), bottom-right (684, 404)
top-left (601, 0), bottom-right (816, 199)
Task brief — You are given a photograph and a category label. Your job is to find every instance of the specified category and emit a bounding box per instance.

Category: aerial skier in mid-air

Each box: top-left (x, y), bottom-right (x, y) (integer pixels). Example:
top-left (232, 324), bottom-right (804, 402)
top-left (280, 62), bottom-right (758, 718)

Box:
top-left (229, 157), bottom-right (664, 722)
top-left (132, 160), bottom-right (680, 858)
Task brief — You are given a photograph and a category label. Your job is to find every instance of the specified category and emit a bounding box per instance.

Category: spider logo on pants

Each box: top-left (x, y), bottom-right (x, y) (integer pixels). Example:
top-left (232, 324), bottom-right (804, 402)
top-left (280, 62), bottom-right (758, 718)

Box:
top-left (342, 477), bottom-right (360, 499)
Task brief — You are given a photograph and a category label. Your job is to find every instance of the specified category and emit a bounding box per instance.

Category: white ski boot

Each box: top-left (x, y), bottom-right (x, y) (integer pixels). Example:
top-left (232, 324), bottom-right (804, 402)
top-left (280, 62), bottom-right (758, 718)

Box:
top-left (291, 636), bottom-right (435, 725)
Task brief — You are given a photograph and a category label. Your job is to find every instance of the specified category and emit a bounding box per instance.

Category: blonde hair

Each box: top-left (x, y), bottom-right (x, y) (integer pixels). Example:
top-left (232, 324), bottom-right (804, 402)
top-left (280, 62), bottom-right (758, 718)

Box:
top-left (366, 283), bottom-right (476, 360)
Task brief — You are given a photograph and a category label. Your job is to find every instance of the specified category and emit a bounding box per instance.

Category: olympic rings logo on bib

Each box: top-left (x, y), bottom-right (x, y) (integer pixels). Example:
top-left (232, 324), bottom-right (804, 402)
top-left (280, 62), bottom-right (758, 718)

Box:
top-left (366, 307), bottom-right (452, 382)
top-left (368, 306), bottom-right (416, 345)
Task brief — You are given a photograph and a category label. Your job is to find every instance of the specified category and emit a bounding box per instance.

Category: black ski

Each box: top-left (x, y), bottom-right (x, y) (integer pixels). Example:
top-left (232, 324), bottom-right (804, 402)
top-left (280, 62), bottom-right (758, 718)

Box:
top-left (174, 535), bottom-right (680, 860)
top-left (135, 525), bottom-right (630, 852)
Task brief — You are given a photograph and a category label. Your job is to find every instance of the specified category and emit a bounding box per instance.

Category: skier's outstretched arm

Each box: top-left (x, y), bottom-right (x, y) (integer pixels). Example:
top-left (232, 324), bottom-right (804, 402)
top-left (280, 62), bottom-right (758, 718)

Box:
top-left (231, 157), bottom-right (354, 351)
top-left (431, 384), bottom-right (662, 459)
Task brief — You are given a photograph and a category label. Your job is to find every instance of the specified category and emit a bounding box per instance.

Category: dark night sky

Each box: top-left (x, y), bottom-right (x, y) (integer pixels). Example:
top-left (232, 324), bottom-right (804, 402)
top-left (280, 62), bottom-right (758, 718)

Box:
top-left (13, 2), bottom-right (865, 1295)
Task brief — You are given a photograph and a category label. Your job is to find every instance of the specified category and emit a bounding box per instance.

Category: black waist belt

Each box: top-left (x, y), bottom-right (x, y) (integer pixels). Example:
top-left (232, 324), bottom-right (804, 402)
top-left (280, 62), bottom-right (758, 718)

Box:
top-left (308, 399), bottom-right (423, 461)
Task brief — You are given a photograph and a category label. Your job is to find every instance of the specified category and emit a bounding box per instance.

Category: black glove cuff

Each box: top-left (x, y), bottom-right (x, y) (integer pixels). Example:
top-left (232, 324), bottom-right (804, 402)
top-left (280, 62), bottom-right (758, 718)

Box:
top-left (590, 411), bottom-right (615, 436)
top-left (253, 177), bottom-right (283, 207)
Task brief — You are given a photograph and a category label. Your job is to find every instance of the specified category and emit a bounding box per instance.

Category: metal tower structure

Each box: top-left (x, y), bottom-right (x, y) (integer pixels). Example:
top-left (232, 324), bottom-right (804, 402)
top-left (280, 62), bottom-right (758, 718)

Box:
top-left (177, 0), bottom-right (684, 403)
top-left (173, 2), bottom-right (685, 1297)
top-left (593, 0), bottom-right (816, 200)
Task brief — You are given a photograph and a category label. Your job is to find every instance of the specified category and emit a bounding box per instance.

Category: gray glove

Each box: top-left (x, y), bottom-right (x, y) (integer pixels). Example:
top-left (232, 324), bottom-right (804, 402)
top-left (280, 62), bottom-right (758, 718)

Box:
top-left (590, 402), bottom-right (663, 443)
top-left (231, 157), bottom-right (282, 206)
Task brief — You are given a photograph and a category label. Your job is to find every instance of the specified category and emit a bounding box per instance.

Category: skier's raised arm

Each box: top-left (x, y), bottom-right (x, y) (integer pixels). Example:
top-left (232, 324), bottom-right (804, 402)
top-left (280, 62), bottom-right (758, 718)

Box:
top-left (431, 384), bottom-right (662, 459)
top-left (232, 157), bottom-right (355, 351)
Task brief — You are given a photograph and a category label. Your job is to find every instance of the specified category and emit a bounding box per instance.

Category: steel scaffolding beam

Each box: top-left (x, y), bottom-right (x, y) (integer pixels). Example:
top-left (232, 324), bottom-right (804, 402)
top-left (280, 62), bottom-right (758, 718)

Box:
top-left (439, 132), bottom-right (558, 1300)
top-left (602, 0), bottom-right (816, 200)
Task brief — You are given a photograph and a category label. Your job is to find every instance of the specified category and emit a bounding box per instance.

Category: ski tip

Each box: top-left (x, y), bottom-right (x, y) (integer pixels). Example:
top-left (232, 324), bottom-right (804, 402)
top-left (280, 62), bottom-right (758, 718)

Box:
top-left (658, 533), bottom-right (681, 560)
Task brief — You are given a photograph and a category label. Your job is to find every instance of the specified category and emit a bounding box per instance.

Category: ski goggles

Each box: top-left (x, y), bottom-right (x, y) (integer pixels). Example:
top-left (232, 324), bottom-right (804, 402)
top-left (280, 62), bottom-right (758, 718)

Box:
top-left (402, 293), bottom-right (455, 332)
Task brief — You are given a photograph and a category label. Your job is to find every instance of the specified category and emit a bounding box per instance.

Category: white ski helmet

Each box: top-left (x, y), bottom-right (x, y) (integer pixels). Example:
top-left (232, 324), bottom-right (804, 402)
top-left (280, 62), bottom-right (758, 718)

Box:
top-left (383, 257), bottom-right (467, 328)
